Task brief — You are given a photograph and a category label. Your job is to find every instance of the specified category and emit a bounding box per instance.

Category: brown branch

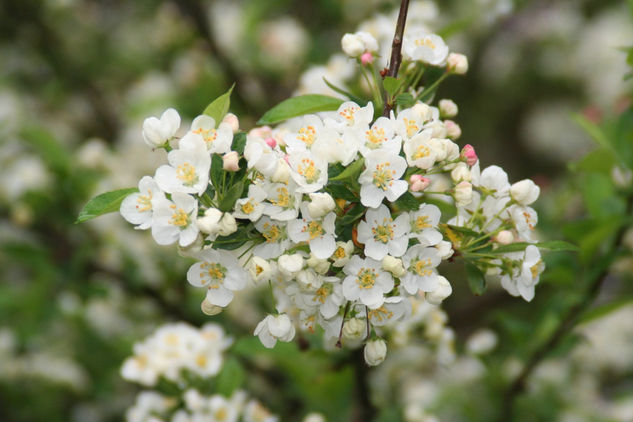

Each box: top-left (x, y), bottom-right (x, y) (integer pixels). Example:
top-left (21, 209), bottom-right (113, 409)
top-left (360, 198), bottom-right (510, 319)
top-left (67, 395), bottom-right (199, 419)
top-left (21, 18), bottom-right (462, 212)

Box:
top-left (382, 0), bottom-right (410, 117)
top-left (499, 194), bottom-right (633, 420)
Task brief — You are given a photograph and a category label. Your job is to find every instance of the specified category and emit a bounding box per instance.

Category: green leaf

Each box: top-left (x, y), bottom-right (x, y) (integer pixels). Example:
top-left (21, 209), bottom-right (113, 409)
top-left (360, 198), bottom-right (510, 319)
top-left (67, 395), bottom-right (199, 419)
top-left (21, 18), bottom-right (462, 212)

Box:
top-left (570, 148), bottom-right (616, 174)
top-left (329, 158), bottom-right (364, 181)
top-left (215, 357), bottom-right (245, 396)
top-left (325, 184), bottom-right (358, 202)
top-left (445, 224), bottom-right (478, 237)
top-left (579, 297), bottom-right (633, 324)
top-left (322, 77), bottom-right (363, 103)
top-left (257, 95), bottom-right (344, 125)
top-left (203, 83), bottom-right (235, 124)
top-left (395, 93), bottom-right (415, 108)
top-left (338, 203), bottom-right (366, 226)
top-left (393, 191), bottom-right (419, 211)
top-left (219, 181), bottom-right (244, 212)
top-left (210, 154), bottom-right (224, 192)
top-left (571, 113), bottom-right (612, 151)
top-left (231, 132), bottom-right (247, 155)
top-left (465, 261), bottom-right (486, 295)
top-left (383, 76), bottom-right (402, 96)
top-left (491, 240), bottom-right (579, 254)
top-left (76, 188), bottom-right (138, 223)
top-left (20, 127), bottom-right (71, 172)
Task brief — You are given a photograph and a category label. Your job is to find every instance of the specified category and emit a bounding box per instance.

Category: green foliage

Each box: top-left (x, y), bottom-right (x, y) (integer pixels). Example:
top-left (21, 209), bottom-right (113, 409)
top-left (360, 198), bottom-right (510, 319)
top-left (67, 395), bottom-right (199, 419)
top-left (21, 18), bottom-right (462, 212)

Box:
top-left (257, 95), bottom-right (344, 125)
top-left (329, 157), bottom-right (364, 181)
top-left (215, 357), bottom-right (246, 396)
top-left (465, 261), bottom-right (486, 295)
top-left (203, 84), bottom-right (235, 124)
top-left (75, 188), bottom-right (138, 223)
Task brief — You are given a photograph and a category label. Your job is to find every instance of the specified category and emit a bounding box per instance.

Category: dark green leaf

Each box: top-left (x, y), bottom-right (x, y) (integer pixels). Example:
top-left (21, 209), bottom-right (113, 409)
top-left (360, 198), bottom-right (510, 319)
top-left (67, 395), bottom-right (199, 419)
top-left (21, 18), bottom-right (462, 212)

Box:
top-left (210, 154), bottom-right (224, 192)
top-left (231, 132), bottom-right (247, 155)
top-left (491, 240), bottom-right (578, 254)
top-left (330, 158), bottom-right (364, 181)
top-left (339, 203), bottom-right (365, 226)
top-left (257, 95), bottom-right (344, 125)
top-left (393, 191), bottom-right (419, 211)
top-left (76, 188), bottom-right (138, 223)
top-left (325, 184), bottom-right (357, 202)
top-left (215, 357), bottom-right (245, 396)
top-left (465, 261), bottom-right (486, 295)
top-left (445, 224), bottom-right (478, 237)
top-left (203, 84), bottom-right (235, 124)
top-left (322, 77), bottom-right (363, 103)
top-left (219, 181), bottom-right (244, 212)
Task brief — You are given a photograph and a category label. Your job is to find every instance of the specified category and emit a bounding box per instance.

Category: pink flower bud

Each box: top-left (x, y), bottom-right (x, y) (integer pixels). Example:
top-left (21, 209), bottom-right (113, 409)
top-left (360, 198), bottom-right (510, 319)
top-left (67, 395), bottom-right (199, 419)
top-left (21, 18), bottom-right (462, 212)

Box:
top-left (409, 175), bottom-right (431, 192)
top-left (444, 120), bottom-right (462, 140)
top-left (221, 113), bottom-right (239, 134)
top-left (361, 52), bottom-right (374, 65)
top-left (222, 151), bottom-right (240, 172)
top-left (460, 144), bottom-right (478, 166)
top-left (265, 137), bottom-right (277, 148)
top-left (249, 126), bottom-right (272, 139)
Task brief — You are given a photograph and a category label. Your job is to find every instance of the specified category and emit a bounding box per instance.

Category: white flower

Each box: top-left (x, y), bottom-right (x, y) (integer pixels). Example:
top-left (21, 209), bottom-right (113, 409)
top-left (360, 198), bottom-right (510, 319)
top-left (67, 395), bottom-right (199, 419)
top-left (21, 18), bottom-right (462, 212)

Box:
top-left (381, 255), bottom-right (406, 277)
top-left (305, 276), bottom-right (344, 319)
top-left (509, 205), bottom-right (538, 240)
top-left (409, 203), bottom-right (443, 245)
top-left (248, 256), bottom-right (273, 283)
top-left (359, 151), bottom-right (408, 208)
top-left (342, 317), bottom-right (367, 342)
top-left (436, 240), bottom-right (454, 260)
top-left (189, 114), bottom-right (233, 154)
top-left (151, 193), bottom-right (199, 247)
top-left (142, 108), bottom-right (180, 148)
top-left (253, 217), bottom-right (292, 259)
top-left (478, 165), bottom-right (510, 198)
top-left (341, 31), bottom-right (378, 57)
top-left (425, 276), bottom-right (452, 305)
top-left (120, 176), bottom-right (165, 230)
top-left (364, 338), bottom-right (387, 366)
top-left (364, 296), bottom-right (409, 326)
top-left (403, 129), bottom-right (436, 169)
top-left (359, 117), bottom-right (401, 156)
top-left (307, 192), bottom-right (336, 219)
top-left (356, 204), bottom-right (410, 260)
top-left (196, 208), bottom-right (223, 234)
top-left (403, 31), bottom-right (449, 65)
top-left (284, 114), bottom-right (324, 153)
top-left (306, 253), bottom-right (331, 274)
top-left (244, 136), bottom-right (279, 177)
top-left (438, 99), bottom-right (458, 118)
top-left (517, 245), bottom-right (544, 302)
top-left (154, 135), bottom-right (211, 195)
top-left (277, 253), bottom-right (305, 279)
top-left (510, 179), bottom-right (540, 206)
top-left (254, 314), bottom-right (296, 348)
top-left (233, 184), bottom-right (268, 221)
top-left (447, 52), bottom-right (468, 74)
top-left (287, 204), bottom-right (336, 259)
top-left (217, 213), bottom-right (237, 236)
top-left (313, 129), bottom-right (360, 166)
top-left (451, 162), bottom-right (471, 183)
top-left (454, 181), bottom-right (473, 206)
top-left (262, 181), bottom-right (302, 221)
top-left (331, 240), bottom-right (354, 267)
top-left (327, 101), bottom-right (373, 130)
top-left (401, 245), bottom-right (441, 294)
top-left (288, 150), bottom-right (328, 193)
top-left (342, 256), bottom-right (394, 309)
top-left (187, 249), bottom-right (247, 307)
top-left (271, 158), bottom-right (291, 183)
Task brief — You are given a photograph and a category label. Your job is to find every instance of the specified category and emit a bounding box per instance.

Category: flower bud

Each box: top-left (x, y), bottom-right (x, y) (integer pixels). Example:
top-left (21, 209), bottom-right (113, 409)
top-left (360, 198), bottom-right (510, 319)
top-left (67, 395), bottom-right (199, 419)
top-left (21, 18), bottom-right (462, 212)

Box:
top-left (425, 276), bottom-right (452, 305)
top-left (510, 179), bottom-right (540, 206)
top-left (341, 33), bottom-right (364, 57)
top-left (466, 329), bottom-right (498, 355)
top-left (409, 174), bottom-right (431, 192)
top-left (436, 240), bottom-right (454, 260)
top-left (451, 162), bottom-right (471, 183)
top-left (303, 413), bottom-right (326, 422)
top-left (271, 158), bottom-right (291, 183)
top-left (221, 113), bottom-right (239, 134)
top-left (342, 317), bottom-right (366, 342)
top-left (249, 256), bottom-right (272, 283)
top-left (444, 120), bottom-right (461, 140)
top-left (254, 313), bottom-right (295, 348)
top-left (278, 254), bottom-right (304, 279)
top-left (217, 213), bottom-right (237, 236)
top-left (249, 126), bottom-right (272, 139)
top-left (307, 192), bottom-right (335, 218)
top-left (361, 52), bottom-right (374, 65)
top-left (297, 269), bottom-right (322, 292)
top-left (454, 181), bottom-right (472, 206)
top-left (439, 99), bottom-right (458, 118)
top-left (460, 144), bottom-right (478, 166)
top-left (306, 253), bottom-right (331, 274)
top-left (222, 151), bottom-right (240, 172)
top-left (412, 103), bottom-right (434, 122)
top-left (265, 137), bottom-right (277, 148)
top-left (196, 208), bottom-right (223, 234)
top-left (201, 298), bottom-right (222, 315)
top-left (364, 338), bottom-right (387, 366)
top-left (447, 53), bottom-right (468, 75)
top-left (142, 108), bottom-right (180, 148)
top-left (332, 241), bottom-right (354, 267)
top-left (381, 255), bottom-right (406, 277)
top-left (495, 230), bottom-right (514, 245)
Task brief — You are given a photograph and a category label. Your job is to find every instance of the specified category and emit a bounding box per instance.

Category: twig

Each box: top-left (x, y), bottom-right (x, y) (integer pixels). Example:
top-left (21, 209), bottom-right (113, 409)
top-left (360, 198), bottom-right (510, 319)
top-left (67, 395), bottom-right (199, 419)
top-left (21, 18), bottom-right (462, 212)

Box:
top-left (382, 0), bottom-right (411, 117)
top-left (352, 348), bottom-right (377, 422)
top-left (499, 194), bottom-right (633, 420)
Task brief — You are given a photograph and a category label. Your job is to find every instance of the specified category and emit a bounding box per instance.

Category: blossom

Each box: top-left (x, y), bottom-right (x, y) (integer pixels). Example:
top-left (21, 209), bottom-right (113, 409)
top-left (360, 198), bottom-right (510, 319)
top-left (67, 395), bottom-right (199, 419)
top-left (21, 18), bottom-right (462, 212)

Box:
top-left (307, 192), bottom-right (336, 219)
top-left (510, 179), bottom-right (540, 205)
top-left (359, 151), bottom-right (408, 208)
top-left (305, 276), bottom-right (345, 319)
top-left (403, 129), bottom-right (436, 169)
top-left (401, 245), bottom-right (441, 294)
top-left (154, 135), bottom-right (211, 195)
top-left (262, 181), bottom-right (302, 221)
top-left (233, 184), bottom-right (268, 221)
top-left (187, 249), bottom-right (248, 307)
top-left (284, 114), bottom-right (325, 154)
top-left (222, 151), bottom-right (240, 171)
top-left (454, 181), bottom-right (473, 206)
top-left (244, 136), bottom-right (279, 177)
top-left (120, 176), bottom-right (165, 230)
top-left (447, 52), bottom-right (468, 74)
top-left (331, 240), bottom-right (354, 267)
top-left (253, 217), bottom-right (292, 259)
top-left (287, 204), bottom-right (336, 259)
top-left (288, 150), bottom-right (328, 193)
top-left (254, 314), bottom-right (296, 348)
top-left (364, 338), bottom-right (387, 366)
top-left (142, 108), bottom-right (180, 148)
top-left (364, 296), bottom-right (409, 327)
top-left (188, 114), bottom-right (233, 154)
top-left (359, 117), bottom-right (401, 156)
top-left (425, 276), bottom-right (452, 305)
top-left (151, 193), bottom-right (199, 247)
top-left (356, 204), bottom-right (410, 260)
top-left (327, 101), bottom-right (373, 130)
top-left (438, 99), bottom-right (458, 118)
top-left (342, 256), bottom-right (394, 309)
top-left (403, 31), bottom-right (449, 65)
top-left (341, 31), bottom-right (378, 57)
top-left (478, 165), bottom-right (510, 198)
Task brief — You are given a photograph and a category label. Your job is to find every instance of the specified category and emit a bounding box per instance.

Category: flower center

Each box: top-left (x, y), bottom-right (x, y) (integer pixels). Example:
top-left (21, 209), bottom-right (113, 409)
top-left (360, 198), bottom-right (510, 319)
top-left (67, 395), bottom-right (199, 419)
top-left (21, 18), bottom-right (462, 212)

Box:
top-left (372, 220), bottom-right (394, 243)
top-left (414, 215), bottom-right (431, 231)
top-left (366, 127), bottom-right (386, 148)
top-left (194, 127), bottom-right (218, 147)
top-left (313, 285), bottom-right (331, 304)
top-left (334, 246), bottom-right (347, 259)
top-left (411, 258), bottom-right (433, 276)
top-left (530, 261), bottom-right (542, 280)
top-left (241, 200), bottom-right (255, 214)
top-left (297, 158), bottom-right (319, 184)
top-left (339, 106), bottom-right (358, 124)
top-left (272, 187), bottom-right (290, 207)
top-left (412, 144), bottom-right (430, 160)
top-left (262, 222), bottom-right (283, 243)
top-left (297, 125), bottom-right (317, 147)
top-left (176, 162), bottom-right (198, 186)
top-left (403, 118), bottom-right (418, 137)
top-left (305, 220), bottom-right (324, 240)
top-left (415, 37), bottom-right (436, 49)
top-left (372, 162), bottom-right (395, 190)
top-left (136, 190), bottom-right (153, 212)
top-left (356, 268), bottom-right (377, 289)
top-left (368, 306), bottom-right (394, 323)
top-left (169, 205), bottom-right (189, 227)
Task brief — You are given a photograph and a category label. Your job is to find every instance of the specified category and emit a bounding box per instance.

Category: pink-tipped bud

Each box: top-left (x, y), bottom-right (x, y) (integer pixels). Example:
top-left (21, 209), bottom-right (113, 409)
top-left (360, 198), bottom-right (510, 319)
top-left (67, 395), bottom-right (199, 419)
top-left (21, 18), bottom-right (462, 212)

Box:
top-left (221, 113), bottom-right (239, 134)
top-left (361, 52), bottom-right (374, 65)
top-left (444, 120), bottom-right (462, 140)
top-left (265, 137), bottom-right (277, 148)
top-left (249, 126), bottom-right (272, 139)
top-left (410, 174), bottom-right (431, 192)
top-left (495, 230), bottom-right (514, 245)
top-left (461, 144), bottom-right (478, 166)
top-left (222, 151), bottom-right (240, 172)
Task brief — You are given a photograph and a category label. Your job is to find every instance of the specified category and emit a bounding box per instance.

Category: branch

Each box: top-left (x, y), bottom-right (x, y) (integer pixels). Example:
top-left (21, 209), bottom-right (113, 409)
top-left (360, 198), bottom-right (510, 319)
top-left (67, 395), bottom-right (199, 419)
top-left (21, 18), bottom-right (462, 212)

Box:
top-left (499, 194), bottom-right (633, 420)
top-left (351, 348), bottom-right (376, 422)
top-left (382, 0), bottom-right (410, 117)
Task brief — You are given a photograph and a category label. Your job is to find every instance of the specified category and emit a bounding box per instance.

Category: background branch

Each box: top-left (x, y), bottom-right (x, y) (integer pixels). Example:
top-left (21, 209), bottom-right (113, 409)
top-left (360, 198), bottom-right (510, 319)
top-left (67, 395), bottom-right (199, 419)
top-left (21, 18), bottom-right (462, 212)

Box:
top-left (382, 0), bottom-right (410, 117)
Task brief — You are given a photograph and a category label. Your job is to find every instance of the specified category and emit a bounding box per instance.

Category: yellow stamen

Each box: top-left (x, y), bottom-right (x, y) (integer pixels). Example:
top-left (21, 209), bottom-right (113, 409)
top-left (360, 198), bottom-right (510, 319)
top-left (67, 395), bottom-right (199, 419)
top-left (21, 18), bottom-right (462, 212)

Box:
top-left (356, 268), bottom-right (377, 289)
top-left (169, 208), bottom-right (189, 227)
top-left (176, 162), bottom-right (198, 186)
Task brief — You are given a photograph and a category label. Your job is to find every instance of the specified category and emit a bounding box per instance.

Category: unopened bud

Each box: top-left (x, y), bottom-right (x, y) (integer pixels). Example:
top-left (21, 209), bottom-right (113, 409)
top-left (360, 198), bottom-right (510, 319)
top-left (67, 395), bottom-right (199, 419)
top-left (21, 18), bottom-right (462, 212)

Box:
top-left (410, 174), bottom-right (431, 192)
top-left (439, 99), bottom-right (458, 118)
top-left (496, 230), bottom-right (514, 245)
top-left (364, 338), bottom-right (387, 366)
top-left (447, 53), bottom-right (468, 75)
top-left (361, 52), bottom-right (374, 65)
top-left (201, 299), bottom-right (222, 315)
top-left (222, 151), bottom-right (240, 172)
top-left (444, 120), bottom-right (462, 140)
top-left (221, 113), bottom-right (239, 134)
top-left (460, 144), bottom-right (478, 166)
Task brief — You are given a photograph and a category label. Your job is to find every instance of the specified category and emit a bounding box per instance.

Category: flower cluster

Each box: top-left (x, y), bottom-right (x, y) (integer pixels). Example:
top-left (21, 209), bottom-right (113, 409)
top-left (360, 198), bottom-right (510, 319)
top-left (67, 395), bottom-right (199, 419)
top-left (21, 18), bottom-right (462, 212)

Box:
top-left (117, 29), bottom-right (545, 366)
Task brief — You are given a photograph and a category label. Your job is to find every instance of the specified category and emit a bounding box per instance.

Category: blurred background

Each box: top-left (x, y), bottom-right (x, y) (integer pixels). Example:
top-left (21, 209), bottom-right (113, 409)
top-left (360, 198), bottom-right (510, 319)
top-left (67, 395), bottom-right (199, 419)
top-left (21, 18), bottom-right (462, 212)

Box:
top-left (1, 0), bottom-right (632, 421)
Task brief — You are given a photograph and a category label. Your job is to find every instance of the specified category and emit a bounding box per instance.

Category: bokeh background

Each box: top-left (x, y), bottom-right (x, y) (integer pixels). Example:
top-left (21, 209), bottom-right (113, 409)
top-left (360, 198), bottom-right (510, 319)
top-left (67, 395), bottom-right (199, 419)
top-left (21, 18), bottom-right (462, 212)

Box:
top-left (1, 0), bottom-right (632, 421)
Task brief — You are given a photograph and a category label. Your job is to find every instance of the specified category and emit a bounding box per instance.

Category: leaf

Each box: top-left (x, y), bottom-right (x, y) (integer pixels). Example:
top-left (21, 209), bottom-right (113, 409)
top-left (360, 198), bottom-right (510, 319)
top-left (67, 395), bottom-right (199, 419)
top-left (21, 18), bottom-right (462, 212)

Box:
top-left (212, 227), bottom-right (253, 250)
top-left (231, 132), bottom-right (247, 155)
top-left (215, 357), bottom-right (245, 396)
top-left (203, 84), bottom-right (235, 124)
top-left (219, 181), bottom-right (244, 212)
top-left (444, 224), bottom-right (478, 237)
top-left (20, 127), bottom-right (71, 172)
top-left (395, 93), bottom-right (415, 108)
top-left (325, 184), bottom-right (358, 202)
top-left (392, 191), bottom-right (419, 211)
top-left (257, 95), bottom-right (344, 125)
top-left (329, 158), bottom-right (364, 181)
top-left (465, 261), bottom-right (486, 295)
top-left (210, 154), bottom-right (224, 192)
top-left (339, 203), bottom-right (365, 226)
top-left (76, 188), bottom-right (138, 223)
top-left (571, 113), bottom-right (612, 151)
top-left (322, 77), bottom-right (363, 103)
top-left (383, 76), bottom-right (402, 96)
top-left (491, 240), bottom-right (579, 254)
top-left (570, 148), bottom-right (616, 174)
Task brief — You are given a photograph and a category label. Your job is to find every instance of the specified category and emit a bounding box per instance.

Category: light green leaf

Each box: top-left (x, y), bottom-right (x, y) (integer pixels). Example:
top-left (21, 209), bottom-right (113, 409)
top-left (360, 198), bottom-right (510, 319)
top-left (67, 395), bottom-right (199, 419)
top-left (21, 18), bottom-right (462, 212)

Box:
top-left (465, 261), bottom-right (486, 295)
top-left (257, 95), bottom-right (344, 125)
top-left (395, 93), bottom-right (415, 108)
top-left (76, 188), bottom-right (138, 223)
top-left (329, 157), bottom-right (364, 181)
top-left (571, 113), bottom-right (612, 151)
top-left (491, 240), bottom-right (578, 254)
top-left (570, 148), bottom-right (616, 174)
top-left (203, 84), bottom-right (235, 124)
top-left (215, 357), bottom-right (245, 396)
top-left (383, 76), bottom-right (402, 96)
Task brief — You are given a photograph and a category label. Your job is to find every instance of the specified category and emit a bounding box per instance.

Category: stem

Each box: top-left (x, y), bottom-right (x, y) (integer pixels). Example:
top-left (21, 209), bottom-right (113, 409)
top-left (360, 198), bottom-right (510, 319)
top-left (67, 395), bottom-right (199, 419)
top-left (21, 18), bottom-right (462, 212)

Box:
top-left (382, 0), bottom-right (411, 117)
top-left (416, 72), bottom-right (449, 102)
top-left (499, 194), bottom-right (633, 420)
top-left (352, 348), bottom-right (377, 422)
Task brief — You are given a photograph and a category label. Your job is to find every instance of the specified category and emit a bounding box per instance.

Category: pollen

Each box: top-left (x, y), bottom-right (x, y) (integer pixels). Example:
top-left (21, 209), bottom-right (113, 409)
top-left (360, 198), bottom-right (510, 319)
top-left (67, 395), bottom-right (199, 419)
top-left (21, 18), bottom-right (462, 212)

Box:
top-left (334, 246), bottom-right (347, 259)
top-left (136, 189), bottom-right (153, 212)
top-left (339, 106), bottom-right (358, 123)
top-left (272, 187), bottom-right (290, 207)
top-left (412, 144), bottom-right (430, 160)
top-left (415, 37), bottom-right (436, 49)
top-left (241, 200), bottom-right (255, 214)
top-left (366, 127), bottom-right (387, 148)
top-left (314, 286), bottom-right (329, 304)
top-left (263, 222), bottom-right (282, 243)
top-left (414, 215), bottom-right (431, 230)
top-left (297, 158), bottom-right (319, 183)
top-left (368, 306), bottom-right (394, 322)
top-left (176, 162), bottom-right (198, 186)
top-left (169, 208), bottom-right (189, 227)
top-left (403, 118), bottom-right (419, 137)
top-left (372, 220), bottom-right (394, 243)
top-left (297, 125), bottom-right (317, 147)
top-left (304, 221), bottom-right (324, 240)
top-left (356, 268), bottom-right (377, 289)
top-left (194, 127), bottom-right (218, 146)
top-left (202, 262), bottom-right (227, 281)
top-left (372, 163), bottom-right (394, 190)
top-left (412, 258), bottom-right (433, 276)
